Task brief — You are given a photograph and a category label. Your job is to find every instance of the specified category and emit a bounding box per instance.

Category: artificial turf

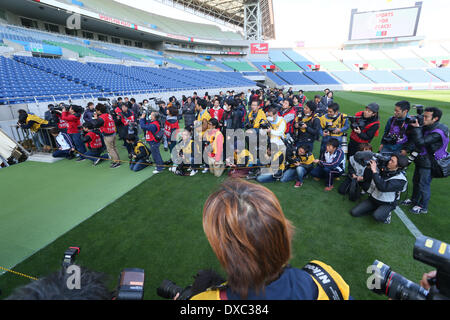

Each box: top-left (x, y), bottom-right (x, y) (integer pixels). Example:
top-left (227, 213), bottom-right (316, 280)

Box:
top-left (0, 90), bottom-right (449, 300)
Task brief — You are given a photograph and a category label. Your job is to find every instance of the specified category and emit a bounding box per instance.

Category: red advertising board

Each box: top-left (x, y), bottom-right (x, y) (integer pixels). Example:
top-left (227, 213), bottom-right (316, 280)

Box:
top-left (250, 43), bottom-right (269, 54)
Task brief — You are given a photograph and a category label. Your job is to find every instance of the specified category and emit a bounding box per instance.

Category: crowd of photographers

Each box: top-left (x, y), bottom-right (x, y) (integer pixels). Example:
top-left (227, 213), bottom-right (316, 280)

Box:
top-left (10, 87), bottom-right (450, 300)
top-left (17, 87), bottom-right (449, 222)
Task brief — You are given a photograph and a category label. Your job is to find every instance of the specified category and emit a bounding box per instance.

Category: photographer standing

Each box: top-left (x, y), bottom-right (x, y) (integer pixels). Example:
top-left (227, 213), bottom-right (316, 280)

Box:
top-left (379, 101), bottom-right (411, 155)
top-left (140, 111), bottom-right (164, 174)
top-left (266, 107), bottom-right (286, 147)
top-left (402, 107), bottom-right (449, 214)
top-left (348, 103), bottom-right (380, 157)
top-left (182, 96), bottom-right (196, 130)
top-left (319, 103), bottom-right (349, 158)
top-left (61, 105), bottom-right (86, 161)
top-left (350, 154), bottom-right (409, 224)
top-left (278, 99), bottom-right (296, 136)
top-left (292, 100), bottom-right (321, 152)
top-left (92, 103), bottom-right (121, 169)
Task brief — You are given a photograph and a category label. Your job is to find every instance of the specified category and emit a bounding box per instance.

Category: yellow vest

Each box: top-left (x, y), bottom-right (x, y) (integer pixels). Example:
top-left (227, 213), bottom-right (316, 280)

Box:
top-left (208, 129), bottom-right (223, 157)
top-left (319, 113), bottom-right (347, 137)
top-left (26, 114), bottom-right (48, 132)
top-left (134, 141), bottom-right (149, 157)
top-left (248, 109), bottom-right (267, 128)
top-left (236, 149), bottom-right (254, 166)
top-left (197, 110), bottom-right (211, 122)
top-left (190, 261), bottom-right (350, 300)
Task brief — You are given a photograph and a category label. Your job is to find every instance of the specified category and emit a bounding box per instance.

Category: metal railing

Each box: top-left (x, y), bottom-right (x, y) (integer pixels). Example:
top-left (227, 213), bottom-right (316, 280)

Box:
top-left (10, 125), bottom-right (57, 155)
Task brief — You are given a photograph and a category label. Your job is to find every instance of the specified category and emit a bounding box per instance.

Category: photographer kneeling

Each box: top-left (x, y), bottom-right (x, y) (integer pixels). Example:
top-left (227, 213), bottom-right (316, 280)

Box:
top-left (166, 179), bottom-right (350, 300)
top-left (350, 154), bottom-right (409, 224)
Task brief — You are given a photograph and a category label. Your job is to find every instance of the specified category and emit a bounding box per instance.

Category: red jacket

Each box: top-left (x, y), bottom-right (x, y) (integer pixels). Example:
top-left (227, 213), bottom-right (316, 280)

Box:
top-left (61, 111), bottom-right (81, 134)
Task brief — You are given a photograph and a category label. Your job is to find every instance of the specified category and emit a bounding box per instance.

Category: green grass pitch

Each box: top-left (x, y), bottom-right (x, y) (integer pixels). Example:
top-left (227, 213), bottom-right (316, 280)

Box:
top-left (0, 90), bottom-right (449, 300)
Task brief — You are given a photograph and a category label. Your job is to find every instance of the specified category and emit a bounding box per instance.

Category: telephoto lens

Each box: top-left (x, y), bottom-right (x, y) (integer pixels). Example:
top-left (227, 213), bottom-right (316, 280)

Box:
top-left (157, 279), bottom-right (193, 300)
top-left (370, 260), bottom-right (429, 300)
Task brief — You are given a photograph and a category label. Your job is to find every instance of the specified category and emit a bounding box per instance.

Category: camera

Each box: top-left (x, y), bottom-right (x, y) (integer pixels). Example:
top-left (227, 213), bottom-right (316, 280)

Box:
top-left (346, 116), bottom-right (365, 130)
top-left (369, 235), bottom-right (450, 300)
top-left (259, 119), bottom-right (272, 130)
top-left (381, 134), bottom-right (399, 145)
top-left (405, 104), bottom-right (425, 126)
top-left (62, 246), bottom-right (81, 268)
top-left (354, 151), bottom-right (391, 169)
top-left (323, 123), bottom-right (336, 134)
top-left (282, 136), bottom-right (299, 166)
top-left (157, 279), bottom-right (193, 300)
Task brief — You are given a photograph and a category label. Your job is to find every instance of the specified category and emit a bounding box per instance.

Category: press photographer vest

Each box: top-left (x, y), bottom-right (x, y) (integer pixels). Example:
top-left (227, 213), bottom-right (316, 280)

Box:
top-left (26, 114), bottom-right (48, 132)
top-left (419, 127), bottom-right (449, 160)
top-left (387, 117), bottom-right (408, 144)
top-left (134, 141), bottom-right (150, 158)
top-left (86, 131), bottom-right (103, 149)
top-left (279, 108), bottom-right (296, 134)
top-left (367, 172), bottom-right (407, 203)
top-left (208, 129), bottom-right (223, 158)
top-left (99, 113), bottom-right (116, 135)
top-left (145, 120), bottom-right (160, 142)
top-left (350, 111), bottom-right (380, 143)
top-left (164, 119), bottom-right (179, 138)
top-left (349, 155), bottom-right (366, 177)
top-left (248, 109), bottom-right (266, 128)
top-left (190, 260), bottom-right (350, 300)
top-left (319, 113), bottom-right (347, 137)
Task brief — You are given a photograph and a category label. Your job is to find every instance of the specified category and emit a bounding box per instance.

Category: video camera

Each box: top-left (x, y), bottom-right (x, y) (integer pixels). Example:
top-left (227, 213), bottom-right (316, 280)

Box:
top-left (369, 235), bottom-right (450, 300)
top-left (405, 104), bottom-right (425, 126)
top-left (282, 136), bottom-right (299, 166)
top-left (61, 246), bottom-right (145, 300)
top-left (354, 151), bottom-right (391, 169)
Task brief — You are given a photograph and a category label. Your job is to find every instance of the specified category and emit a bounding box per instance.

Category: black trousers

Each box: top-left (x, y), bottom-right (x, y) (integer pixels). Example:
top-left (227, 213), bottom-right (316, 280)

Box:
top-left (350, 196), bottom-right (396, 223)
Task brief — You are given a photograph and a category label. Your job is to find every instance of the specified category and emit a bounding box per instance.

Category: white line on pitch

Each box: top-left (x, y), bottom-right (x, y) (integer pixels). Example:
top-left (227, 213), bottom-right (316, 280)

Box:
top-left (394, 206), bottom-right (423, 238)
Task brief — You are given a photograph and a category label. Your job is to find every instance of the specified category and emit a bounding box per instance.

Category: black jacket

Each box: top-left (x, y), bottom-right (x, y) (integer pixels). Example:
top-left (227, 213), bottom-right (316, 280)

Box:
top-left (350, 115), bottom-right (380, 143)
top-left (293, 115), bottom-right (321, 144)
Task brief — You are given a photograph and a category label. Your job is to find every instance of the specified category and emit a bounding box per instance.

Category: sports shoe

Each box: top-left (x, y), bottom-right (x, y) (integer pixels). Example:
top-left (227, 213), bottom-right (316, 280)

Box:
top-left (202, 168), bottom-right (209, 174)
top-left (93, 158), bottom-right (103, 166)
top-left (294, 181), bottom-right (303, 188)
top-left (324, 185), bottom-right (334, 191)
top-left (401, 199), bottom-right (415, 206)
top-left (383, 213), bottom-right (392, 224)
top-left (110, 162), bottom-right (121, 168)
top-left (410, 206), bottom-right (428, 215)
top-left (76, 157), bottom-right (86, 162)
top-left (153, 169), bottom-right (163, 174)
top-left (190, 170), bottom-right (198, 176)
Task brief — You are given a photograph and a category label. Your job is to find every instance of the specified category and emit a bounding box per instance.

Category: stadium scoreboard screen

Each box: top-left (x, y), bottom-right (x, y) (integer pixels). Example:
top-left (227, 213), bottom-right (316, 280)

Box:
top-left (348, 3), bottom-right (422, 41)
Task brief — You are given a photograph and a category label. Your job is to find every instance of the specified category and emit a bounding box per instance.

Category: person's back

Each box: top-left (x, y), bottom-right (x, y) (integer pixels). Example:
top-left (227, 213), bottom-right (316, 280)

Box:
top-left (190, 179), bottom-right (350, 300)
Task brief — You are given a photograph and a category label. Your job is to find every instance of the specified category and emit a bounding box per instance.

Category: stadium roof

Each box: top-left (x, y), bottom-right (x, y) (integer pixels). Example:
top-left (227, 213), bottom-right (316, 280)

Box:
top-left (154, 0), bottom-right (275, 40)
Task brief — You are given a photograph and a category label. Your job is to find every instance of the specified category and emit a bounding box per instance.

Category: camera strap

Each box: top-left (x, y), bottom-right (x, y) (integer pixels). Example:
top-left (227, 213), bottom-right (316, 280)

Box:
top-left (302, 261), bottom-right (344, 300)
